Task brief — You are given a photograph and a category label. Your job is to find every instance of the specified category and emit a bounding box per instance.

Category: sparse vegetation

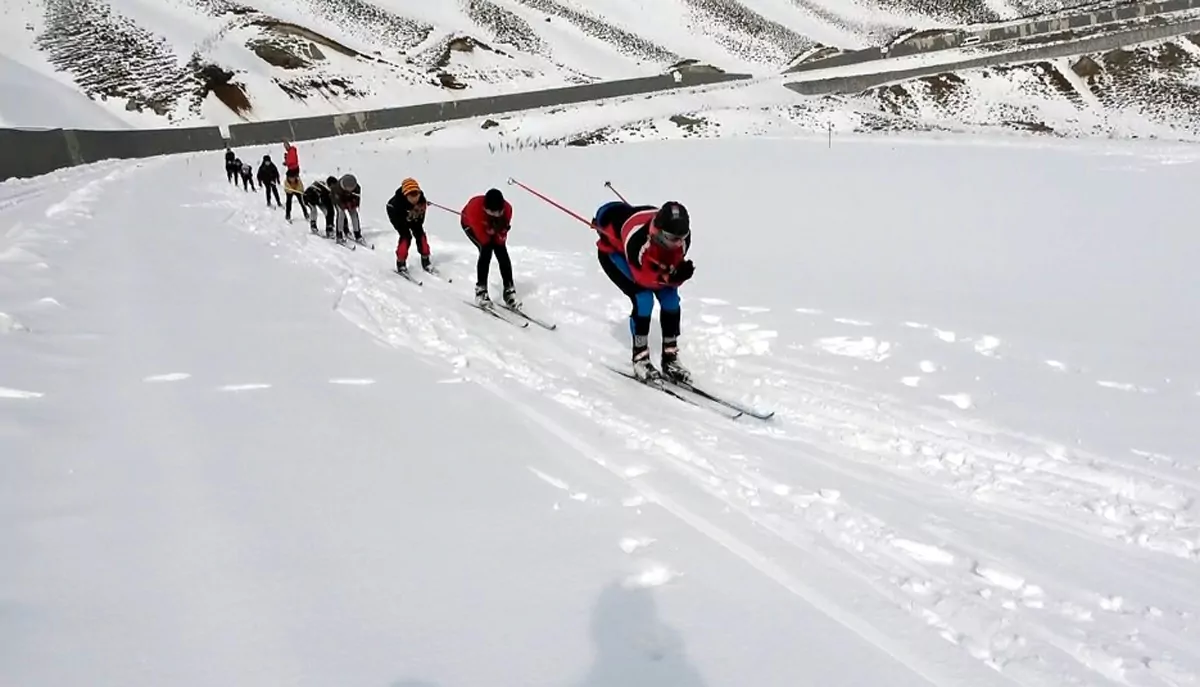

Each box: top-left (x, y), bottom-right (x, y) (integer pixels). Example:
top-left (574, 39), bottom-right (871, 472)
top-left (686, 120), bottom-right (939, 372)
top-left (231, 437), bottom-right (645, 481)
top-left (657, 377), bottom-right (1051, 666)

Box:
top-left (37, 0), bottom-right (192, 119)
top-left (463, 0), bottom-right (546, 54)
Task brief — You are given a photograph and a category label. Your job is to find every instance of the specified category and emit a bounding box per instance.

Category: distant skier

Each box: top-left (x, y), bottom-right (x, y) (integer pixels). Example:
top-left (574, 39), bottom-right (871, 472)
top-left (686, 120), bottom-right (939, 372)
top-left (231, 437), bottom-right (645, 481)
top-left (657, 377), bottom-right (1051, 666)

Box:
top-left (282, 141), bottom-right (300, 177)
top-left (283, 172), bottom-right (308, 222)
top-left (224, 148), bottom-right (238, 184)
top-left (461, 188), bottom-right (519, 309)
top-left (592, 200), bottom-right (694, 382)
top-left (386, 177), bottom-right (432, 274)
top-left (330, 173), bottom-right (362, 243)
top-left (257, 155), bottom-right (282, 208)
top-left (237, 159), bottom-right (255, 191)
top-left (303, 177), bottom-right (336, 236)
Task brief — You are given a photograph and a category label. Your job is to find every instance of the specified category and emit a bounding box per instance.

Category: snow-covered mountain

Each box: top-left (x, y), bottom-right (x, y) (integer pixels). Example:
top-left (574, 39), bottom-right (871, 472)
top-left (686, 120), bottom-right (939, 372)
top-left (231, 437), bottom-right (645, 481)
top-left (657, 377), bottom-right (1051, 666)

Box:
top-left (0, 0), bottom-right (1128, 129)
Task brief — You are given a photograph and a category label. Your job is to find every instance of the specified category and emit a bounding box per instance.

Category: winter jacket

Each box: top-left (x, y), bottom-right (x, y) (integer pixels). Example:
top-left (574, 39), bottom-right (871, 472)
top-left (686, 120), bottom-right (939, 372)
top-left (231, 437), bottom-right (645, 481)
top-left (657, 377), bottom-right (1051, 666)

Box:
top-left (283, 176), bottom-right (305, 196)
top-left (331, 181), bottom-right (361, 209)
top-left (257, 160), bottom-right (280, 185)
top-left (283, 143), bottom-right (299, 171)
top-left (386, 188), bottom-right (426, 232)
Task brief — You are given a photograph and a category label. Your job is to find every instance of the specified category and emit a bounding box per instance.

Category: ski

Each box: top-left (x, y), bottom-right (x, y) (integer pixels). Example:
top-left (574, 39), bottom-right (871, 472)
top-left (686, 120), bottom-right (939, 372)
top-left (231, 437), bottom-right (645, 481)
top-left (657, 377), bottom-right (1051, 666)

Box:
top-left (395, 268), bottom-right (423, 286)
top-left (354, 236), bottom-right (374, 249)
top-left (671, 379), bottom-right (775, 420)
top-left (422, 265), bottom-right (452, 283)
top-left (499, 305), bottom-right (557, 330)
top-left (463, 300), bottom-right (529, 328)
top-left (604, 364), bottom-right (743, 420)
top-left (333, 237), bottom-right (356, 251)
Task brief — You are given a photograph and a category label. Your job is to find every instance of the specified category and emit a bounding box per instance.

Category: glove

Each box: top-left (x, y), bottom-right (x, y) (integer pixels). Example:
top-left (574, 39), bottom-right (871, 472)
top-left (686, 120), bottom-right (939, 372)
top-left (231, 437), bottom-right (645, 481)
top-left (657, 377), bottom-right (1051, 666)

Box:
top-left (669, 259), bottom-right (694, 285)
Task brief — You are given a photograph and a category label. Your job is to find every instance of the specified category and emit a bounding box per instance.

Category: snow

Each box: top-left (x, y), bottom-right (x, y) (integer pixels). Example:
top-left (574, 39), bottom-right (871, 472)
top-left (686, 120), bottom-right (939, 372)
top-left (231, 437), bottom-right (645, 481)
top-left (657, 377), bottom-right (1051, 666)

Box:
top-left (2, 118), bottom-right (1200, 687)
top-left (0, 52), bottom-right (133, 130)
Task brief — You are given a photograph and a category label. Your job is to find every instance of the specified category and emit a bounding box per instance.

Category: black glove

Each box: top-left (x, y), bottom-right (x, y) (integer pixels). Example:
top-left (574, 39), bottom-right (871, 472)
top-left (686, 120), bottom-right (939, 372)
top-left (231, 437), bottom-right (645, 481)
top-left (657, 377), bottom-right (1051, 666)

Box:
top-left (670, 259), bottom-right (695, 284)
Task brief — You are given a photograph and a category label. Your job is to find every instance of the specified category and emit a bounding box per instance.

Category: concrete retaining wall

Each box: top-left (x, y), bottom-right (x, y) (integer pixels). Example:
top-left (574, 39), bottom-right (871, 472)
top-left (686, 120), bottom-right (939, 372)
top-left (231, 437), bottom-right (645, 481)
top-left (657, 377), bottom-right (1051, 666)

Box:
top-left (1, 70), bottom-right (748, 182)
top-left (785, 15), bottom-right (1200, 95)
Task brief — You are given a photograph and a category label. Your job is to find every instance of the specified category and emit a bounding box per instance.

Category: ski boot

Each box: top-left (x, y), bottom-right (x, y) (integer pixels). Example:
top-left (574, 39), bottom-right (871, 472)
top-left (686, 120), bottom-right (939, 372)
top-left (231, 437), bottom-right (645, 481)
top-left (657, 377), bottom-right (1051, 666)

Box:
top-left (475, 285), bottom-right (493, 308)
top-left (632, 343), bottom-right (661, 382)
top-left (502, 285), bottom-right (521, 310)
top-left (421, 255), bottom-right (434, 273)
top-left (661, 341), bottom-right (692, 384)
top-left (396, 260), bottom-right (408, 275)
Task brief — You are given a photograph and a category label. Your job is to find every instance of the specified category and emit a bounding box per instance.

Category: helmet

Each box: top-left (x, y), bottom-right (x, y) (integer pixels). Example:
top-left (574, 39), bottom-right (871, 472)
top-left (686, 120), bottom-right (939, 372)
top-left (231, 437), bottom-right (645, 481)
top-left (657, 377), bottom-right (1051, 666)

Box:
top-left (484, 188), bottom-right (505, 212)
top-left (340, 174), bottom-right (357, 190)
top-left (326, 176), bottom-right (338, 186)
top-left (653, 201), bottom-right (689, 239)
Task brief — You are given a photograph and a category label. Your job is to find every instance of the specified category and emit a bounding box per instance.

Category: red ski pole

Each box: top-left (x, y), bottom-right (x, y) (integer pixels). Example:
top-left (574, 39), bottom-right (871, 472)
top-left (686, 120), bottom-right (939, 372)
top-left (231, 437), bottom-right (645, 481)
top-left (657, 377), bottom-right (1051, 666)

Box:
top-left (507, 177), bottom-right (594, 228)
top-left (603, 180), bottom-right (627, 203)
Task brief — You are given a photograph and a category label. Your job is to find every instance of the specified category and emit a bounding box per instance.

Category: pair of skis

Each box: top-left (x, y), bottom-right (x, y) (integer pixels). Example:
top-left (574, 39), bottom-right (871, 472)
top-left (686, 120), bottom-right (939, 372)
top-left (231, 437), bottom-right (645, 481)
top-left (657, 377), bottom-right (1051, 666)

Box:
top-left (605, 364), bottom-right (774, 421)
top-left (464, 300), bottom-right (557, 330)
top-left (310, 226), bottom-right (374, 250)
top-left (390, 261), bottom-right (554, 330)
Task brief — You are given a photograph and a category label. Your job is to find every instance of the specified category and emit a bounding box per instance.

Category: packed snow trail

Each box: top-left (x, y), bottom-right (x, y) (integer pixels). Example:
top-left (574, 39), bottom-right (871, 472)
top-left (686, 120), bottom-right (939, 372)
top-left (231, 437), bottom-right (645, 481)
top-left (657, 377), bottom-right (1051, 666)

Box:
top-left (3, 134), bottom-right (1199, 686)
top-left (0, 158), bottom-right (975, 686)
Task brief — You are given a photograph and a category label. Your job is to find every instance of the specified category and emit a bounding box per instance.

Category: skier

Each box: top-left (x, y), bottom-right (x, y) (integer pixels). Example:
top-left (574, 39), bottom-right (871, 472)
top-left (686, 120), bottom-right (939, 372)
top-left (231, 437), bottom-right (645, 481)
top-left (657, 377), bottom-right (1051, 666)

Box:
top-left (282, 141), bottom-right (300, 177)
top-left (461, 188), bottom-right (519, 308)
top-left (257, 154), bottom-right (282, 208)
top-left (283, 171), bottom-right (308, 222)
top-left (237, 159), bottom-right (255, 191)
top-left (592, 200), bottom-right (695, 382)
top-left (224, 148), bottom-right (238, 184)
top-left (386, 177), bottom-right (432, 274)
top-left (330, 173), bottom-right (362, 242)
top-left (303, 177), bottom-right (336, 236)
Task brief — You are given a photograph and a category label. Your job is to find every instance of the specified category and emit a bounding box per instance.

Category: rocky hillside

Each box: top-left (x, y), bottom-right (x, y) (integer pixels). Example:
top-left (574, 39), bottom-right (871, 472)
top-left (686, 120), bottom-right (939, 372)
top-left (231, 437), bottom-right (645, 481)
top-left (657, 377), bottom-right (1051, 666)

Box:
top-left (846, 34), bottom-right (1200, 138)
top-left (1, 0), bottom-right (1105, 128)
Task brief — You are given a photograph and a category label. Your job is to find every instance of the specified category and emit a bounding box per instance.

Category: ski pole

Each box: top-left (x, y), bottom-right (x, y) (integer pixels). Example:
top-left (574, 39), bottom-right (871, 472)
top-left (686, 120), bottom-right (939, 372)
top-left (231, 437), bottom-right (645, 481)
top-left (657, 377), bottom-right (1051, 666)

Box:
top-left (603, 181), bottom-right (627, 203)
top-left (429, 201), bottom-right (461, 216)
top-left (507, 177), bottom-right (594, 228)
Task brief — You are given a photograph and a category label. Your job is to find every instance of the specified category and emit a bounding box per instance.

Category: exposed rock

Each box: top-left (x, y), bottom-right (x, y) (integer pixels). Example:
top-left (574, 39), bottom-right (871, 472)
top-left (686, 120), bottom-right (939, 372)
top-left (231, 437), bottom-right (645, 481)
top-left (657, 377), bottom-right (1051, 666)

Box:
top-left (436, 72), bottom-right (467, 89)
top-left (248, 39), bottom-right (308, 69)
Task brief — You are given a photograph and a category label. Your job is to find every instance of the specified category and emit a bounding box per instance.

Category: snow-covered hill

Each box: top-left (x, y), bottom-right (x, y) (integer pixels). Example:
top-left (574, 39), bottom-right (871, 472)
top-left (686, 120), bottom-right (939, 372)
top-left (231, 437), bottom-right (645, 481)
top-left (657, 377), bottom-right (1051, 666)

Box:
top-left (0, 0), bottom-right (1123, 129)
top-left (2, 104), bottom-right (1198, 685)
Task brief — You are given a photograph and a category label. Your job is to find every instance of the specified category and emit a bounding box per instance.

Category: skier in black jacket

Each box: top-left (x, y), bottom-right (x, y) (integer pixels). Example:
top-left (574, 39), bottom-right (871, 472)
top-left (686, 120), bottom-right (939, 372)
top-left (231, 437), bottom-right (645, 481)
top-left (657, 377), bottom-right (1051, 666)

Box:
top-left (224, 148), bottom-right (238, 184)
top-left (256, 155), bottom-right (282, 208)
top-left (386, 177), bottom-right (432, 274)
top-left (303, 177), bottom-right (336, 236)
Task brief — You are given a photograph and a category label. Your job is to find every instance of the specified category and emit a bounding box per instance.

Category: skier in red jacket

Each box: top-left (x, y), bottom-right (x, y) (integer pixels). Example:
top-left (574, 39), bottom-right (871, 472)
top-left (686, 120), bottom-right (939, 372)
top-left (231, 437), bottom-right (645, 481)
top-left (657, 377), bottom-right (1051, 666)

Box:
top-left (593, 200), bottom-right (694, 382)
top-left (461, 188), bottom-right (520, 309)
top-left (282, 141), bottom-right (300, 176)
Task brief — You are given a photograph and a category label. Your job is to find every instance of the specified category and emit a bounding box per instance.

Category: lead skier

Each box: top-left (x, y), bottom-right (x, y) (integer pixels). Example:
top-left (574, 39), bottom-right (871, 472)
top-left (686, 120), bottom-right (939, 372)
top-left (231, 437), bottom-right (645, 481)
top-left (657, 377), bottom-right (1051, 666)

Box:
top-left (592, 200), bottom-right (695, 382)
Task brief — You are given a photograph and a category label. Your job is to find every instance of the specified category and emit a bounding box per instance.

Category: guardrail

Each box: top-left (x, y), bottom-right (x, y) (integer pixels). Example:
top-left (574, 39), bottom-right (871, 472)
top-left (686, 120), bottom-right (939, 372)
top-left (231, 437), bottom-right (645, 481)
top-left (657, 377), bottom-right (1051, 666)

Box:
top-left (785, 0), bottom-right (1200, 73)
top-left (1, 70), bottom-right (749, 182)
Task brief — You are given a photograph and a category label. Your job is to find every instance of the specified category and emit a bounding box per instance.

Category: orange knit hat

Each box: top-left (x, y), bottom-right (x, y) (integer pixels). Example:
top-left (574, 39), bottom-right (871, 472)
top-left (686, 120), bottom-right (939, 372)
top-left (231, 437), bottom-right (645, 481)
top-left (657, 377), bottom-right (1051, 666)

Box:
top-left (400, 178), bottom-right (421, 195)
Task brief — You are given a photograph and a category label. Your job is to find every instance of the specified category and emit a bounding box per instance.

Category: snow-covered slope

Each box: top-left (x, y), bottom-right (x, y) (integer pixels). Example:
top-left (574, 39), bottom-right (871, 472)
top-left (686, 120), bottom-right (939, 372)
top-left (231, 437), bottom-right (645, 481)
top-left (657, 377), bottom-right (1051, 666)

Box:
top-left (0, 0), bottom-right (1113, 129)
top-left (2, 118), bottom-right (1197, 684)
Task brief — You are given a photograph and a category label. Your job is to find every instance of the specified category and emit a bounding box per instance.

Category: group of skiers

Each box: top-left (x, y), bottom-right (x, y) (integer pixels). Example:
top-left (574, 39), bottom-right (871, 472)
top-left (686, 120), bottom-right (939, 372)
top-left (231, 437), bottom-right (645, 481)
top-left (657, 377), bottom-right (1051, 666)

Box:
top-left (224, 142), bottom-right (363, 241)
top-left (220, 145), bottom-right (696, 383)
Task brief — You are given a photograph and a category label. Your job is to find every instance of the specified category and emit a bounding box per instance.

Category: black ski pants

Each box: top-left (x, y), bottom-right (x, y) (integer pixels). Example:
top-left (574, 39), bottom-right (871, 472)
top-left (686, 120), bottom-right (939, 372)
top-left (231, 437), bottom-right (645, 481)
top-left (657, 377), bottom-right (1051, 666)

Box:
top-left (263, 182), bottom-right (281, 207)
top-left (463, 222), bottom-right (513, 288)
top-left (285, 191), bottom-right (308, 220)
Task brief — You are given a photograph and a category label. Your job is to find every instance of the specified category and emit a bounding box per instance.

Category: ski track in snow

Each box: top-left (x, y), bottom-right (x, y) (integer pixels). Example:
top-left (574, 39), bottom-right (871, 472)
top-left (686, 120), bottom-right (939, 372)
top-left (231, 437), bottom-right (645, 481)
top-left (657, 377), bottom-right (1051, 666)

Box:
top-left (187, 160), bottom-right (1200, 687)
top-left (5, 153), bottom-right (1196, 687)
